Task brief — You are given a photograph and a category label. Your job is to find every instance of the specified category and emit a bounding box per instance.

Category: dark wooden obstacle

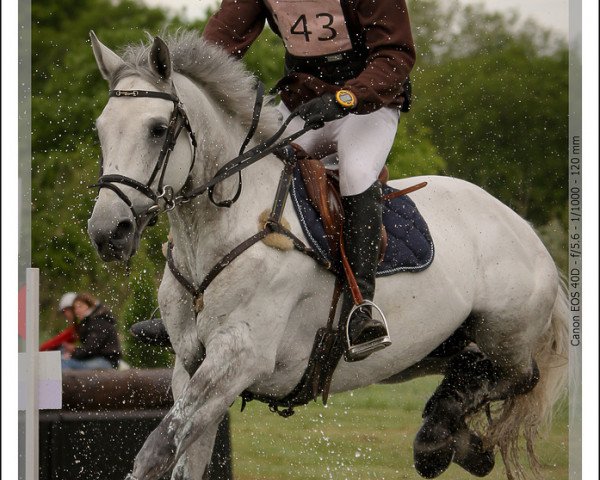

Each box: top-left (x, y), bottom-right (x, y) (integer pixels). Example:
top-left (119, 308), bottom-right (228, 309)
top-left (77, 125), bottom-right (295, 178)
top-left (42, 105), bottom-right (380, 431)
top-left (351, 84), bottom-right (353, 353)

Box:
top-left (38, 369), bottom-right (232, 480)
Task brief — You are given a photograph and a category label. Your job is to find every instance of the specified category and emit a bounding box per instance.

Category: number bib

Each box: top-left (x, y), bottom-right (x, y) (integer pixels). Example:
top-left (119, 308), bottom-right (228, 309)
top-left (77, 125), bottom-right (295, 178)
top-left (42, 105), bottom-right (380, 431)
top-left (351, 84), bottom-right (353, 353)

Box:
top-left (265, 0), bottom-right (353, 57)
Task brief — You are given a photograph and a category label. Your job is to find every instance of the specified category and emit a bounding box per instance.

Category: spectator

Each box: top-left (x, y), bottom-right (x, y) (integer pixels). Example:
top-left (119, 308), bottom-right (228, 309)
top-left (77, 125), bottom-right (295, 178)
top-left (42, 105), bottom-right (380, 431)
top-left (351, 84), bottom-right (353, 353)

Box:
top-left (61, 292), bottom-right (122, 370)
top-left (58, 292), bottom-right (77, 322)
top-left (40, 292), bottom-right (78, 352)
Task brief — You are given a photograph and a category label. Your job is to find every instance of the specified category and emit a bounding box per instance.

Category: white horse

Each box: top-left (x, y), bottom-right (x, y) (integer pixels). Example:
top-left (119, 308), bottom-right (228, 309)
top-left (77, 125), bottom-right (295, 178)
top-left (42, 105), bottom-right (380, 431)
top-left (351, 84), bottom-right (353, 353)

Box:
top-left (87, 31), bottom-right (568, 480)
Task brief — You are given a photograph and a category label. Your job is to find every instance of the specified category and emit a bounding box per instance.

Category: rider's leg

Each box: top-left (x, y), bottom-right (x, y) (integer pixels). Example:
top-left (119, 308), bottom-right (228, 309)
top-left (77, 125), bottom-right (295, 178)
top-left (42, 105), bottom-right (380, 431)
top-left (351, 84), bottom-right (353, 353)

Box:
top-left (336, 107), bottom-right (400, 361)
top-left (273, 105), bottom-right (401, 361)
top-left (339, 181), bottom-right (390, 361)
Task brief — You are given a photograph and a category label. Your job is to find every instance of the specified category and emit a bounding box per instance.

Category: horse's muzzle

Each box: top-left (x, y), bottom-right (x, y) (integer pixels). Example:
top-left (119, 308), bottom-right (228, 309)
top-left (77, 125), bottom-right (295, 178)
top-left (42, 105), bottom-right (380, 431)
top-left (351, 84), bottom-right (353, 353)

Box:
top-left (88, 217), bottom-right (137, 261)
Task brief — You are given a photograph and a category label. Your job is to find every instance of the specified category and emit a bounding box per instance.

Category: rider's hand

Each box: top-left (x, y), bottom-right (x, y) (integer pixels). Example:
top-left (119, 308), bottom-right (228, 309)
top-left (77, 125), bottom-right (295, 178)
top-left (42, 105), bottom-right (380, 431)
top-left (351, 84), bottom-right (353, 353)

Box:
top-left (296, 93), bottom-right (353, 130)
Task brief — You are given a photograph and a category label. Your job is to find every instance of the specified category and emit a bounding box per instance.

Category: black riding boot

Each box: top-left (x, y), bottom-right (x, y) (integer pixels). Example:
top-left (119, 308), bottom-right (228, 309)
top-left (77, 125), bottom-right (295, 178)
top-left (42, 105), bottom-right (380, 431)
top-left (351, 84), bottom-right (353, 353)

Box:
top-left (340, 181), bottom-right (391, 362)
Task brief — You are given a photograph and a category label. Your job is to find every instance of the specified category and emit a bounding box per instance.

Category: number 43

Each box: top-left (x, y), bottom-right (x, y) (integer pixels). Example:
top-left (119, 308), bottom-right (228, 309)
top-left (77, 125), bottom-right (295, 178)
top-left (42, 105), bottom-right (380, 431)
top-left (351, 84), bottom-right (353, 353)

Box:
top-left (291, 13), bottom-right (337, 41)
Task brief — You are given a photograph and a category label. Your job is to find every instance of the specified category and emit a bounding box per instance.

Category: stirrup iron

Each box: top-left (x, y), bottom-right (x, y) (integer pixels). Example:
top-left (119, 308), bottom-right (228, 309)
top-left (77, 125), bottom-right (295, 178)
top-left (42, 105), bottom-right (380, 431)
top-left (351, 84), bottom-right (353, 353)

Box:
top-left (344, 300), bottom-right (391, 362)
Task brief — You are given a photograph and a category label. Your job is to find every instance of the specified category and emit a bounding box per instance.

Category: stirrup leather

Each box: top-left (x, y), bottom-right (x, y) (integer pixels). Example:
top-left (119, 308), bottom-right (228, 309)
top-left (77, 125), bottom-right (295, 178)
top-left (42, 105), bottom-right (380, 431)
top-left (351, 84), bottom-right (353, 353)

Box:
top-left (344, 300), bottom-right (391, 362)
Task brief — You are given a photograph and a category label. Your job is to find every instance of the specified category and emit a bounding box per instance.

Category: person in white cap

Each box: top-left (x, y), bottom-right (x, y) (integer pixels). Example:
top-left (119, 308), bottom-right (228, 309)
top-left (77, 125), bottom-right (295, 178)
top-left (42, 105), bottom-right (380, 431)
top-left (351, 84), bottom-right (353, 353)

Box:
top-left (40, 292), bottom-right (78, 352)
top-left (58, 292), bottom-right (77, 322)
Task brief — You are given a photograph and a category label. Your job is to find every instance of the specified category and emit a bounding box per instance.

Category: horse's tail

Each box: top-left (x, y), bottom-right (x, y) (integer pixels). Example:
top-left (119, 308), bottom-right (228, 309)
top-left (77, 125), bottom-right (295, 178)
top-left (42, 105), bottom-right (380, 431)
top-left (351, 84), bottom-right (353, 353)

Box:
top-left (487, 272), bottom-right (569, 479)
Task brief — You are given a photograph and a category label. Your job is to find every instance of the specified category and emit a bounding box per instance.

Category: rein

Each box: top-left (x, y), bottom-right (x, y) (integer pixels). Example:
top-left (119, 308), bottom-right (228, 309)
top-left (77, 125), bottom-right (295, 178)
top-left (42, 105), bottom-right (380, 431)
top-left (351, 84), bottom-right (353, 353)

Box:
top-left (176, 110), bottom-right (311, 206)
top-left (92, 82), bottom-right (312, 227)
top-left (207, 81), bottom-right (265, 208)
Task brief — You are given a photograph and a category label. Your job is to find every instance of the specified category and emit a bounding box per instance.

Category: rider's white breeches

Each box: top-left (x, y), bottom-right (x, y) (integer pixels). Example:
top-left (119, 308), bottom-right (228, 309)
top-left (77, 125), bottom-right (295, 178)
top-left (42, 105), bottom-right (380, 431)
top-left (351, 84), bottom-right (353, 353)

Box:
top-left (278, 103), bottom-right (400, 196)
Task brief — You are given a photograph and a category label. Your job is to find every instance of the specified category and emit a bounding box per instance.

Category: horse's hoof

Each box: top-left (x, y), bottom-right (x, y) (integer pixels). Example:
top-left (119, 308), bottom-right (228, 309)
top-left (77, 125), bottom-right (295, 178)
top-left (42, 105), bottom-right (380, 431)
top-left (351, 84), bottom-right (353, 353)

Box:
top-left (453, 427), bottom-right (495, 477)
top-left (413, 420), bottom-right (455, 478)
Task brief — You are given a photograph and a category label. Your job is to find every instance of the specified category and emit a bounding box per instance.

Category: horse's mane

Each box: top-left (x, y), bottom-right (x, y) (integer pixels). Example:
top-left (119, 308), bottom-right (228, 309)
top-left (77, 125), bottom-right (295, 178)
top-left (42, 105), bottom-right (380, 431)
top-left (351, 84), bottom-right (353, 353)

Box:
top-left (111, 30), bottom-right (281, 140)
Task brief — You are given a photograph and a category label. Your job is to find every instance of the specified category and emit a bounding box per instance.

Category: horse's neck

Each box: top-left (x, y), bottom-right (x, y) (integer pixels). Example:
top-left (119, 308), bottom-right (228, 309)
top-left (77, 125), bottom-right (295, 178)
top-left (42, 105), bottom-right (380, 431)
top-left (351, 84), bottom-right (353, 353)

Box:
top-left (167, 75), bottom-right (283, 281)
top-left (169, 155), bottom-right (282, 282)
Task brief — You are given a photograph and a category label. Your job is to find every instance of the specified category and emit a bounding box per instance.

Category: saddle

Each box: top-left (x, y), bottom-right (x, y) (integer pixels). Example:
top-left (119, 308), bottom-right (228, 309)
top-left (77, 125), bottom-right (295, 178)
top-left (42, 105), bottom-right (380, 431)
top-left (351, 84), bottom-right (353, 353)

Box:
top-left (297, 153), bottom-right (390, 262)
top-left (292, 148), bottom-right (434, 277)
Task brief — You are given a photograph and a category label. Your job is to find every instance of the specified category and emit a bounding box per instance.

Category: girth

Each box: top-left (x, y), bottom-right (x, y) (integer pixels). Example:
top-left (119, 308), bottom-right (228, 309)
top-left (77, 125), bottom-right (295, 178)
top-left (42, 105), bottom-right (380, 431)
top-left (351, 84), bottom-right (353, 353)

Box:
top-left (240, 279), bottom-right (345, 417)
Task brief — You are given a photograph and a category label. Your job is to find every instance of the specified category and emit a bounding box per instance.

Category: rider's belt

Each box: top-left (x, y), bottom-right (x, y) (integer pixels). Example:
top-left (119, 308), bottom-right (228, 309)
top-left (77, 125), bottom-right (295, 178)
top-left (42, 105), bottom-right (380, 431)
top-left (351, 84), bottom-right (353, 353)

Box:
top-left (284, 50), bottom-right (368, 85)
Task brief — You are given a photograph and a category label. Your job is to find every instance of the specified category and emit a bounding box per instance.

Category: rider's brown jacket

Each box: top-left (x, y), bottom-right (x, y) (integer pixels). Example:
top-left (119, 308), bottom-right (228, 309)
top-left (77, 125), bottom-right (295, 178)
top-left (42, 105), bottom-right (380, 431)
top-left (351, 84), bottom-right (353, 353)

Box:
top-left (202, 0), bottom-right (416, 115)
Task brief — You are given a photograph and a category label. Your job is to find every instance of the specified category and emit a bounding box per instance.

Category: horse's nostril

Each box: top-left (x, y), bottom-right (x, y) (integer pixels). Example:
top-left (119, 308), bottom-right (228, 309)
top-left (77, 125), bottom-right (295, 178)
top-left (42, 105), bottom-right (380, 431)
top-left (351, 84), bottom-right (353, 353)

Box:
top-left (113, 220), bottom-right (134, 242)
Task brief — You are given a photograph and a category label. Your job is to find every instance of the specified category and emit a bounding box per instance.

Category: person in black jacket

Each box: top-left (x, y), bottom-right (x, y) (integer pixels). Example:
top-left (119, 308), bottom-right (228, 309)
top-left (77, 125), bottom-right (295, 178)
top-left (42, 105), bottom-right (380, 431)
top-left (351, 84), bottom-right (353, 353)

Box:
top-left (61, 292), bottom-right (122, 370)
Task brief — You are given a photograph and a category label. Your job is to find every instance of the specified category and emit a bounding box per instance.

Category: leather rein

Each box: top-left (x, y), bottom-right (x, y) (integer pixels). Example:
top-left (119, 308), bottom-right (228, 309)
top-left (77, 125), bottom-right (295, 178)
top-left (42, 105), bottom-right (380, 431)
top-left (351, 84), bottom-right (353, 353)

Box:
top-left (92, 82), bottom-right (313, 220)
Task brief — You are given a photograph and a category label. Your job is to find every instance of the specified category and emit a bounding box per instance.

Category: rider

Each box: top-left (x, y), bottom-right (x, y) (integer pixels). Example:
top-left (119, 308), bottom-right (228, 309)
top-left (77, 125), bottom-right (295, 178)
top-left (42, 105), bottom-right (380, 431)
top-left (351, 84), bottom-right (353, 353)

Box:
top-left (131, 0), bottom-right (415, 362)
top-left (203, 0), bottom-right (415, 361)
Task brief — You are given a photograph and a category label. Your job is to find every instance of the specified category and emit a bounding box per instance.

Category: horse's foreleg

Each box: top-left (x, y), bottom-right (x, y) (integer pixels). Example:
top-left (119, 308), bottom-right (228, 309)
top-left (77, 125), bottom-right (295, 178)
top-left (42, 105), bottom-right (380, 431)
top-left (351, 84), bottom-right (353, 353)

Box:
top-left (158, 268), bottom-right (205, 375)
top-left (130, 320), bottom-right (279, 480)
top-left (169, 358), bottom-right (222, 480)
top-left (169, 358), bottom-right (204, 480)
top-left (126, 270), bottom-right (206, 480)
top-left (170, 418), bottom-right (221, 480)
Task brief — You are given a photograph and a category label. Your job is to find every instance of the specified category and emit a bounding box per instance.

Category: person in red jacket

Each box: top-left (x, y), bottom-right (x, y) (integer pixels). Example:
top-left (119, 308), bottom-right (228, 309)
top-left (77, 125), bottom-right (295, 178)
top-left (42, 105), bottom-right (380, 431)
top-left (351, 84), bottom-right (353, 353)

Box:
top-left (203, 0), bottom-right (416, 361)
top-left (40, 292), bottom-right (78, 352)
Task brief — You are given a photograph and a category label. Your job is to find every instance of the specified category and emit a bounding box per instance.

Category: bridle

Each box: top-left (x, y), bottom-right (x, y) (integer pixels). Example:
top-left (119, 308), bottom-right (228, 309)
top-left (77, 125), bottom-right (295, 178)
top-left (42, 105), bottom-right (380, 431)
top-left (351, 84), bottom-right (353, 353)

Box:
top-left (93, 88), bottom-right (198, 227)
top-left (92, 82), bottom-right (310, 226)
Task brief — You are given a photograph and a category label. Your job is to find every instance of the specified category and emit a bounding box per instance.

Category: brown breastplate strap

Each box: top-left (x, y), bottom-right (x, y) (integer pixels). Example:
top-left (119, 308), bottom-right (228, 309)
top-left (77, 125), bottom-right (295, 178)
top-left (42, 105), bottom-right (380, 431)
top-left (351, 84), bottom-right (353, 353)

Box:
top-left (166, 152), bottom-right (331, 313)
top-left (166, 229), bottom-right (269, 311)
top-left (167, 220), bottom-right (331, 313)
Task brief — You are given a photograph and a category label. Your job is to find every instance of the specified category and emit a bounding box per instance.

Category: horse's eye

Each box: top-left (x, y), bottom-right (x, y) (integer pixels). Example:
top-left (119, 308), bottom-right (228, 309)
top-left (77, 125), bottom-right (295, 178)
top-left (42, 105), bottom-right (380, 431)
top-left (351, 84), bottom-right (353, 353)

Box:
top-left (150, 124), bottom-right (168, 138)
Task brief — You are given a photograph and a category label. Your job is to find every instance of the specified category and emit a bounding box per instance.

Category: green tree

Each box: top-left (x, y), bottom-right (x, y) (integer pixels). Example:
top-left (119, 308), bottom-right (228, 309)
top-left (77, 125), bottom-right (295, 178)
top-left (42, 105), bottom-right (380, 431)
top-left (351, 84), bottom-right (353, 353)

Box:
top-left (407, 0), bottom-right (568, 227)
top-left (31, 0), bottom-right (196, 338)
top-left (418, 45), bottom-right (568, 225)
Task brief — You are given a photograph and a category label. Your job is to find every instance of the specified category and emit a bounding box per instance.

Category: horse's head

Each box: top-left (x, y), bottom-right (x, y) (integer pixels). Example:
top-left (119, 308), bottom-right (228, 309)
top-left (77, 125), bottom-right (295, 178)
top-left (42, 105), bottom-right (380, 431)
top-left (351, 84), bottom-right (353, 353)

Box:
top-left (88, 32), bottom-right (197, 261)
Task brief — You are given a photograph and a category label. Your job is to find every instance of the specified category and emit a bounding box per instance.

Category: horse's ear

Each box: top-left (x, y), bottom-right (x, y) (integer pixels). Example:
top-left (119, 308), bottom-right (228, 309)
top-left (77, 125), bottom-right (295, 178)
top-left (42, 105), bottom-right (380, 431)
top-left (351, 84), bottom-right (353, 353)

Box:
top-left (149, 37), bottom-right (171, 80)
top-left (89, 30), bottom-right (125, 81)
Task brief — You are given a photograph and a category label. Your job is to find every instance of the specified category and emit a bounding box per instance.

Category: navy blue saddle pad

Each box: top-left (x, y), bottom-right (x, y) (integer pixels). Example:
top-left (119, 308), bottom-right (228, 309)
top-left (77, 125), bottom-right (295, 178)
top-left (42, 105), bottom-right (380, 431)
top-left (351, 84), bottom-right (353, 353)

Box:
top-left (290, 166), bottom-right (435, 276)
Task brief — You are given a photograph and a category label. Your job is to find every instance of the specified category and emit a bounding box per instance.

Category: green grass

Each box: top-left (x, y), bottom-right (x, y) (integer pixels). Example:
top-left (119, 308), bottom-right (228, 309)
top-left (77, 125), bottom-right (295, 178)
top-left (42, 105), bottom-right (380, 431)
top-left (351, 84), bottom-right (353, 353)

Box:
top-left (229, 377), bottom-right (568, 480)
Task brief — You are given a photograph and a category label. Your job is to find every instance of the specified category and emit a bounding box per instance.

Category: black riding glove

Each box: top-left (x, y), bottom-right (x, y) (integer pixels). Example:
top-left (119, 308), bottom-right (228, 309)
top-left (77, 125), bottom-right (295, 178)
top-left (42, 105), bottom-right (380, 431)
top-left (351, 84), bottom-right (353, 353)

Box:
top-left (296, 93), bottom-right (351, 130)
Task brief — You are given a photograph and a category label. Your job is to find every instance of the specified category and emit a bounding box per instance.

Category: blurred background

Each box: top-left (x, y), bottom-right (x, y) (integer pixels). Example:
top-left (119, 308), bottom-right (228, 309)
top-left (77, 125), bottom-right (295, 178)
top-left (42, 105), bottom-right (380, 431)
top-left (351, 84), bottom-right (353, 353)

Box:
top-left (29, 1), bottom-right (569, 477)
top-left (32, 0), bottom-right (568, 363)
